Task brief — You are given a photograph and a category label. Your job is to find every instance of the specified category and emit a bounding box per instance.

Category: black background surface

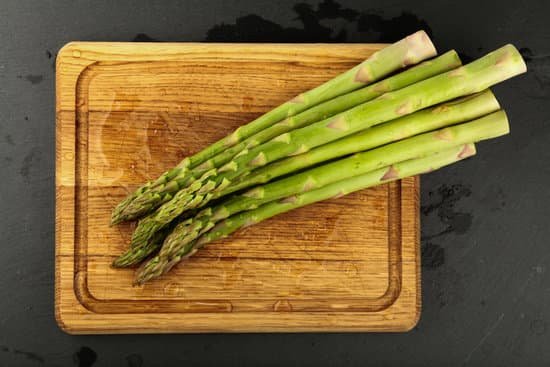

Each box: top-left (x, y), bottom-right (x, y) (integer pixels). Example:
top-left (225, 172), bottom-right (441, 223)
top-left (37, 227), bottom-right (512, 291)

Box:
top-left (0, 0), bottom-right (548, 366)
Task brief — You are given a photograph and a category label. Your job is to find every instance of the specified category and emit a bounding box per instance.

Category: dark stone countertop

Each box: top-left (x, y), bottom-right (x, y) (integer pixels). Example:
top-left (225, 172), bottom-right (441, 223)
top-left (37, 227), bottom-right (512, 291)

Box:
top-left (0, 0), bottom-right (548, 365)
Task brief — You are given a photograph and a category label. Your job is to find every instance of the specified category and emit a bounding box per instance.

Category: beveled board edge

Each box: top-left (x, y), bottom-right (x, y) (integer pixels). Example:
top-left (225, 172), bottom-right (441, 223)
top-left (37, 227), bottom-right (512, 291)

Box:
top-left (55, 42), bottom-right (421, 334)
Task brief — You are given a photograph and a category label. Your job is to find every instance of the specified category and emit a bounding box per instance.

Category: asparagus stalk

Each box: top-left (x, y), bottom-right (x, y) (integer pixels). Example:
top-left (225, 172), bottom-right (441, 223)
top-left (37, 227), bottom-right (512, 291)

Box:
top-left (111, 30), bottom-right (436, 224)
top-left (135, 143), bottom-right (477, 284)
top-left (128, 44), bottom-right (526, 251)
top-left (112, 90), bottom-right (499, 267)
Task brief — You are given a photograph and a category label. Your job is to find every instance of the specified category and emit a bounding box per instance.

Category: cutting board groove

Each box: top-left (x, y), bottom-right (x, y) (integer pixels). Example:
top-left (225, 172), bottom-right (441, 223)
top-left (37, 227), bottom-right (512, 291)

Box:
top-left (55, 42), bottom-right (420, 334)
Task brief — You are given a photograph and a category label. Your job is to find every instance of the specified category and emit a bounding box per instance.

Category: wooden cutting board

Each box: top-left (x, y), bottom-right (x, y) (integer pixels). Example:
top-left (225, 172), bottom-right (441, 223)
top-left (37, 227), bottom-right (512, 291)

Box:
top-left (55, 42), bottom-right (420, 334)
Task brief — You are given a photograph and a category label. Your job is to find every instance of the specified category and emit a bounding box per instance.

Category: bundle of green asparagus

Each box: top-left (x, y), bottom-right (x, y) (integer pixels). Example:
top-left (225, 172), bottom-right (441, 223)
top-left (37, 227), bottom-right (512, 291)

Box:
top-left (109, 30), bottom-right (526, 284)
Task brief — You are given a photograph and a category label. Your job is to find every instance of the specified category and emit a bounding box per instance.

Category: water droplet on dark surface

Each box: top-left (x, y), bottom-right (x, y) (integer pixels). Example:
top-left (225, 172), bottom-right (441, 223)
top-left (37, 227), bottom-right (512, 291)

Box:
top-left (132, 33), bottom-right (158, 42)
top-left (17, 74), bottom-right (44, 84)
top-left (205, 0), bottom-right (431, 43)
top-left (74, 346), bottom-right (97, 367)
top-left (421, 242), bottom-right (445, 269)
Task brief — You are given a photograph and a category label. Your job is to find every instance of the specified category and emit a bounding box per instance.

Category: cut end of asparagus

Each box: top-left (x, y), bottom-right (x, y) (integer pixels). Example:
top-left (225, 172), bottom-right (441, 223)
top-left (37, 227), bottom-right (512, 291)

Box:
top-left (489, 110), bottom-right (510, 136)
top-left (478, 44), bottom-right (527, 84)
top-left (444, 49), bottom-right (462, 66)
top-left (403, 30), bottom-right (437, 66)
top-left (498, 44), bottom-right (528, 74)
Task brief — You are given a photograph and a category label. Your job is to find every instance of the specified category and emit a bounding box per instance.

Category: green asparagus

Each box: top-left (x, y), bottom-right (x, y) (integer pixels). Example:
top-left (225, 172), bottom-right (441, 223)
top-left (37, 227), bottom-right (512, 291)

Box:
top-left (129, 45), bottom-right (526, 252)
top-left (113, 90), bottom-right (499, 267)
top-left (115, 51), bottom-right (459, 224)
top-left (135, 143), bottom-right (477, 284)
top-left (111, 30), bottom-right (436, 224)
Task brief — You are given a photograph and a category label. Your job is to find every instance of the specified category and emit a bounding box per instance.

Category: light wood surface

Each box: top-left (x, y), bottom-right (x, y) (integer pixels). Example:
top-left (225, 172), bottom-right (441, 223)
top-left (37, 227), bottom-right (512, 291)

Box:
top-left (55, 42), bottom-right (421, 334)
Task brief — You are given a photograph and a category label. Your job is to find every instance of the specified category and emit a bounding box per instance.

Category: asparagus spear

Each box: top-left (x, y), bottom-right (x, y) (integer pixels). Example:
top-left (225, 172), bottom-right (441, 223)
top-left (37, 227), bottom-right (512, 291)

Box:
top-left (112, 90), bottom-right (499, 267)
top-left (111, 30), bottom-right (436, 224)
top-left (128, 44), bottom-right (526, 251)
top-left (135, 143), bottom-right (477, 284)
top-left (112, 227), bottom-right (169, 267)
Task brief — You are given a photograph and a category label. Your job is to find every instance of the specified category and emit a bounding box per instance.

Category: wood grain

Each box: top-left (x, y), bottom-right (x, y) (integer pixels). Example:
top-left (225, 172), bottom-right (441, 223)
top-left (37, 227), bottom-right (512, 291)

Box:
top-left (55, 42), bottom-right (421, 334)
